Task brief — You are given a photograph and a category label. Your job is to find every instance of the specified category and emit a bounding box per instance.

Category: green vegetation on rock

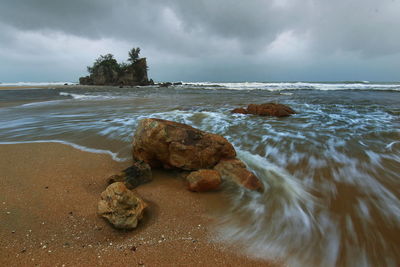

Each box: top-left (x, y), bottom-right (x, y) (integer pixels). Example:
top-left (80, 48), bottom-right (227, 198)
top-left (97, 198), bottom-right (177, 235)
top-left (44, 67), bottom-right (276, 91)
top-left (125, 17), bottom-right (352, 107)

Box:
top-left (79, 48), bottom-right (153, 86)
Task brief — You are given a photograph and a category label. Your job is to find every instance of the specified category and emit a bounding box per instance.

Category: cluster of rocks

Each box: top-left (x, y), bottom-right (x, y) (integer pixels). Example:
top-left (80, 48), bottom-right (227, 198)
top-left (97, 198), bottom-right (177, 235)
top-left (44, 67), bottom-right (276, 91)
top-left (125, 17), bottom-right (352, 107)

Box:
top-left (97, 102), bottom-right (297, 230)
top-left (232, 103), bottom-right (296, 117)
top-left (158, 82), bottom-right (183, 87)
top-left (132, 119), bottom-right (264, 192)
top-left (98, 118), bottom-right (265, 230)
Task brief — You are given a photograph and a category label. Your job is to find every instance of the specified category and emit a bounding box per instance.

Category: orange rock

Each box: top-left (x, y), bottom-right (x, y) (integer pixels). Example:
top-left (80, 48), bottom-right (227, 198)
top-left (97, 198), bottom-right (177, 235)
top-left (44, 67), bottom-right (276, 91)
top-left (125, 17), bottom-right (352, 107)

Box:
top-left (214, 159), bottom-right (264, 192)
top-left (246, 103), bottom-right (295, 117)
top-left (132, 118), bottom-right (236, 170)
top-left (186, 169), bottom-right (222, 192)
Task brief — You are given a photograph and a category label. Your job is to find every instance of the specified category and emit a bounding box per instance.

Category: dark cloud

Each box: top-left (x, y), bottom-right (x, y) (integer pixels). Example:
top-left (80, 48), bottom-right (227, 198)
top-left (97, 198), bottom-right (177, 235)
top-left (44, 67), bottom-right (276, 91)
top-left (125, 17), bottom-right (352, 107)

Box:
top-left (0, 0), bottom-right (399, 82)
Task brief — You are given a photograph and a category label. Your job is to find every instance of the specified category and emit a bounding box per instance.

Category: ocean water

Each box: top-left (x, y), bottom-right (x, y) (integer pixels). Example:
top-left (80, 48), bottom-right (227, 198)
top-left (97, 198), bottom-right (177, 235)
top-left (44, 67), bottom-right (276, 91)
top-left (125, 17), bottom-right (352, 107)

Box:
top-left (0, 82), bottom-right (399, 266)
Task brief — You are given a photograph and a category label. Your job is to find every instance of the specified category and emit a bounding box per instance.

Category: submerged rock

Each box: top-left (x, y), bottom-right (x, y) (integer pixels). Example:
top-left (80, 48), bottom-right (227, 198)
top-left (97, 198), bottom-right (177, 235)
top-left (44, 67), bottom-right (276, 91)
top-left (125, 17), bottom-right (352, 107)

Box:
top-left (232, 103), bottom-right (295, 117)
top-left (132, 118), bottom-right (236, 170)
top-left (159, 82), bottom-right (172, 87)
top-left (98, 182), bottom-right (147, 230)
top-left (186, 169), bottom-right (222, 192)
top-left (107, 160), bottom-right (152, 189)
top-left (214, 159), bottom-right (264, 192)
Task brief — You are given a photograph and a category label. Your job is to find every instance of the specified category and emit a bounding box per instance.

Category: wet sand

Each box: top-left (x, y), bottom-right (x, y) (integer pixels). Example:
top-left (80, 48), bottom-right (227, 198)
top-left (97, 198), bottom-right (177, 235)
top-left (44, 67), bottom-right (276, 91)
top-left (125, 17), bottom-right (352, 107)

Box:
top-left (0, 143), bottom-right (277, 266)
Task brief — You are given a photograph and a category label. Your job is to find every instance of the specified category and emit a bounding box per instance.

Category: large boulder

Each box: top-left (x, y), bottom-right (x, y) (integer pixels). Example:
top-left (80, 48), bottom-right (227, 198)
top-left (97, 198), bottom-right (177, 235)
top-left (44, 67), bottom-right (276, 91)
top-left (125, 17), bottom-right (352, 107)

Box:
top-left (214, 159), bottom-right (264, 192)
top-left (98, 182), bottom-right (147, 230)
top-left (132, 118), bottom-right (236, 170)
top-left (186, 169), bottom-right (222, 192)
top-left (107, 160), bottom-right (152, 189)
top-left (232, 103), bottom-right (295, 117)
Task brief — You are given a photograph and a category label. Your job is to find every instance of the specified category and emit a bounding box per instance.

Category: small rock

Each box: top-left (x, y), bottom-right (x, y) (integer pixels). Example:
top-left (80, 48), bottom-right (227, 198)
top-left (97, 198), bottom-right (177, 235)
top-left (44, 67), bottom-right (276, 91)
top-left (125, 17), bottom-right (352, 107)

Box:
top-left (131, 246), bottom-right (137, 252)
top-left (214, 159), bottom-right (264, 192)
top-left (186, 169), bottom-right (222, 192)
top-left (107, 160), bottom-right (152, 189)
top-left (98, 182), bottom-right (147, 230)
top-left (20, 248), bottom-right (27, 253)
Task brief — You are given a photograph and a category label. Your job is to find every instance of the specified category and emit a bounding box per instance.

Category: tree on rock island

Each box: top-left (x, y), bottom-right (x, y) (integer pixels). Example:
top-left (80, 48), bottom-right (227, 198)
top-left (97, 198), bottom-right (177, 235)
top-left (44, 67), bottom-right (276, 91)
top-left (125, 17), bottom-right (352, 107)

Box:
top-left (128, 47), bottom-right (141, 64)
top-left (79, 47), bottom-right (153, 86)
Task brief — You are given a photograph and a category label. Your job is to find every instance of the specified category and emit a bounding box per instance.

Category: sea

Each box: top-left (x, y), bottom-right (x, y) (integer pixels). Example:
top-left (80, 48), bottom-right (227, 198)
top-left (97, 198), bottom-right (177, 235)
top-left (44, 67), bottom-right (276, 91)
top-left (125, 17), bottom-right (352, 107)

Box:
top-left (0, 81), bottom-right (399, 266)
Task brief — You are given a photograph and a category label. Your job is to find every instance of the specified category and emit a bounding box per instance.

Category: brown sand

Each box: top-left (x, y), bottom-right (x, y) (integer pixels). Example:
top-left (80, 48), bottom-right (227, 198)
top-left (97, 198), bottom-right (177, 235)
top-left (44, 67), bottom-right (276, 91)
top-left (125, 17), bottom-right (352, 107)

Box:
top-left (0, 143), bottom-right (277, 266)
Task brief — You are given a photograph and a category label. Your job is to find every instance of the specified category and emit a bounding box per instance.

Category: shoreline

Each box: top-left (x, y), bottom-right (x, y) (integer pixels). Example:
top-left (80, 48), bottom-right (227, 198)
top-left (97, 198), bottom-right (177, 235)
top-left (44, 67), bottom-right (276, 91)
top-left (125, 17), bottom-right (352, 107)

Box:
top-left (0, 142), bottom-right (277, 266)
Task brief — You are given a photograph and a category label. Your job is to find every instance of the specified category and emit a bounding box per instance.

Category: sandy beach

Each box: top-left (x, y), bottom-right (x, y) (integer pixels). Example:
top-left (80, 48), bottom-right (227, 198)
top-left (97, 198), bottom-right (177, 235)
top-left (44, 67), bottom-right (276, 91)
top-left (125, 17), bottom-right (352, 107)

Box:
top-left (0, 143), bottom-right (276, 266)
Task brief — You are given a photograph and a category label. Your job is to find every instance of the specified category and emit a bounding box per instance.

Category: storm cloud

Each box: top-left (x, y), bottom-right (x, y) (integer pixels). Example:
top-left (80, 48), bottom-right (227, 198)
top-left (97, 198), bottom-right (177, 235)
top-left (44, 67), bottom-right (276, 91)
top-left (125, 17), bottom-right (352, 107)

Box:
top-left (0, 0), bottom-right (399, 82)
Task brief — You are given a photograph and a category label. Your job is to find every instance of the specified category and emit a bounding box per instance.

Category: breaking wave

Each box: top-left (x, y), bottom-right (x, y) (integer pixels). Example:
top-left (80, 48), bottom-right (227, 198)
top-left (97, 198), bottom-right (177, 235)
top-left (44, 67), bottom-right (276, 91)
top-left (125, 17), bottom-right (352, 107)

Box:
top-left (184, 81), bottom-right (400, 91)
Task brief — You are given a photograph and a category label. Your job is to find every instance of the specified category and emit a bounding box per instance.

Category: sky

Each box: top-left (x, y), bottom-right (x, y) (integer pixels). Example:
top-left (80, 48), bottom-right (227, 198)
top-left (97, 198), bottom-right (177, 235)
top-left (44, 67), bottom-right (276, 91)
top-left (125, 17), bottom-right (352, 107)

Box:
top-left (0, 0), bottom-right (399, 82)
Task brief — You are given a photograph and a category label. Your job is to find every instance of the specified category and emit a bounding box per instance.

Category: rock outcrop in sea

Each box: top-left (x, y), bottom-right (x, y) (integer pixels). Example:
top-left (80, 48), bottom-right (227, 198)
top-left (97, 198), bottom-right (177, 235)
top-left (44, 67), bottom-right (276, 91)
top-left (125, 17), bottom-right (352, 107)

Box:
top-left (232, 103), bottom-right (296, 117)
top-left (79, 48), bottom-right (153, 86)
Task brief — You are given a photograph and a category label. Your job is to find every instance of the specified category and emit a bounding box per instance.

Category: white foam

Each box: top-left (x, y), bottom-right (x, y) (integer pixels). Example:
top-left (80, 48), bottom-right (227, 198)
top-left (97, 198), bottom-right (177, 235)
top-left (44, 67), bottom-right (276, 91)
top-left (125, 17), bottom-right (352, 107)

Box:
top-left (0, 140), bottom-right (127, 162)
top-left (19, 100), bottom-right (64, 107)
top-left (59, 92), bottom-right (116, 100)
top-left (184, 81), bottom-right (400, 91)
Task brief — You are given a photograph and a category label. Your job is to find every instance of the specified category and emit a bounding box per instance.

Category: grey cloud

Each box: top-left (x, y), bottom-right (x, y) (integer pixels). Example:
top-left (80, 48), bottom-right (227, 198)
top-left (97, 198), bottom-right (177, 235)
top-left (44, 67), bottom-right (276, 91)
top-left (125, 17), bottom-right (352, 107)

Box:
top-left (1, 0), bottom-right (399, 56)
top-left (0, 0), bottom-right (399, 82)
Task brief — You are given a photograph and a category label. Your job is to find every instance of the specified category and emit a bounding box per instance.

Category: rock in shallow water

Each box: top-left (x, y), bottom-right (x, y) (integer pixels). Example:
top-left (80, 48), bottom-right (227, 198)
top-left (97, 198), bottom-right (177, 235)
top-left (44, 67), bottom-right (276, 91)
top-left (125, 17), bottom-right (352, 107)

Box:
top-left (214, 159), bottom-right (264, 192)
top-left (98, 182), bottom-right (147, 230)
top-left (186, 169), bottom-right (222, 192)
top-left (232, 103), bottom-right (296, 117)
top-left (132, 118), bottom-right (236, 170)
